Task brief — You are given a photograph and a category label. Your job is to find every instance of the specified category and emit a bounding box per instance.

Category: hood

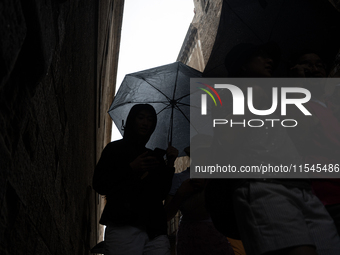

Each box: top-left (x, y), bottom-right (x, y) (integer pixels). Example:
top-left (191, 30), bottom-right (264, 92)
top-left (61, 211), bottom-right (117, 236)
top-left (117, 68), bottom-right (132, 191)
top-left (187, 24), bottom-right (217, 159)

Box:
top-left (123, 104), bottom-right (157, 145)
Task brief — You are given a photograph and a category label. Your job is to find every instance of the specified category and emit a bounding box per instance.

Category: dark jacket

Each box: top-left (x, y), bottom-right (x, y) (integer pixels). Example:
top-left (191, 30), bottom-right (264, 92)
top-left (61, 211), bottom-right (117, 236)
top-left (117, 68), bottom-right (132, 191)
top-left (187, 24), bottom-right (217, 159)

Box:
top-left (93, 104), bottom-right (175, 239)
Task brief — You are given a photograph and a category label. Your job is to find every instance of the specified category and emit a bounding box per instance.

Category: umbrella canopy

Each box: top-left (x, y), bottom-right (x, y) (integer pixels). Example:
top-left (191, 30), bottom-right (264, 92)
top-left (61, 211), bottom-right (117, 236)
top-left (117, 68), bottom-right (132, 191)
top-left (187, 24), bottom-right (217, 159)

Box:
top-left (203, 0), bottom-right (340, 77)
top-left (109, 62), bottom-right (202, 155)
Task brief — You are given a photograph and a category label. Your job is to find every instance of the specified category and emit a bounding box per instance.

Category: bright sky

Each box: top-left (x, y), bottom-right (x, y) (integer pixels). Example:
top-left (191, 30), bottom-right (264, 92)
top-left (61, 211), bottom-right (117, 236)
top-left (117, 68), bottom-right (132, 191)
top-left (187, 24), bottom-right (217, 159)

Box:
top-left (111, 0), bottom-right (195, 141)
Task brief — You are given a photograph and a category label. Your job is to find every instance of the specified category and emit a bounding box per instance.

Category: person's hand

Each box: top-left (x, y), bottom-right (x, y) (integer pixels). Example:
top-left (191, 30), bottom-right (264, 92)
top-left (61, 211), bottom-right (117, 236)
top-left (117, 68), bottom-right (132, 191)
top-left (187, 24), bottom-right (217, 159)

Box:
top-left (166, 145), bottom-right (178, 166)
top-left (129, 151), bottom-right (160, 173)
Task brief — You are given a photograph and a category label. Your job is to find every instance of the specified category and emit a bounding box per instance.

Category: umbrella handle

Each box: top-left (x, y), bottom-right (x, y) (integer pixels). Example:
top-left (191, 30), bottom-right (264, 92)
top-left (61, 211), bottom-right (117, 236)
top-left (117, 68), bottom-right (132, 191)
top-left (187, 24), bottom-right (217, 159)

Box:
top-left (168, 129), bottom-right (172, 146)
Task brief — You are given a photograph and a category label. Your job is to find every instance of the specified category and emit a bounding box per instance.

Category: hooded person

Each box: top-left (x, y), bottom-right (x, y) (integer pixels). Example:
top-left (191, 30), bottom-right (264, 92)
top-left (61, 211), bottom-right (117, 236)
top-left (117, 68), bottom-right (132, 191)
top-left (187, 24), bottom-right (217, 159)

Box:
top-left (93, 103), bottom-right (178, 255)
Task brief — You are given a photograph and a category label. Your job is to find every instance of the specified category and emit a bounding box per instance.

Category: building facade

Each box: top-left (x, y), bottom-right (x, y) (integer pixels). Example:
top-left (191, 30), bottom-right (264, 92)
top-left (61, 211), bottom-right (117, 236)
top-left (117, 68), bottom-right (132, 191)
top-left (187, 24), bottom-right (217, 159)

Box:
top-left (177, 0), bottom-right (222, 72)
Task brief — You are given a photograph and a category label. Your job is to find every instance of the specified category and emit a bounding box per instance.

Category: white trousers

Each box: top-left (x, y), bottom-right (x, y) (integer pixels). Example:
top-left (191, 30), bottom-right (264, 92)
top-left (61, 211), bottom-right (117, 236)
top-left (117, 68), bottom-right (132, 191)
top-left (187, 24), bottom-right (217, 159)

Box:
top-left (104, 225), bottom-right (170, 255)
top-left (233, 182), bottom-right (340, 255)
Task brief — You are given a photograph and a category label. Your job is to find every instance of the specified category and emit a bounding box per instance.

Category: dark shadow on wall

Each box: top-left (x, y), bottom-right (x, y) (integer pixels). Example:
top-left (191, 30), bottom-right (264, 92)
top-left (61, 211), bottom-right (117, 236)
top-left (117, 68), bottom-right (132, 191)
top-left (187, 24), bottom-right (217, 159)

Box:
top-left (203, 0), bottom-right (340, 77)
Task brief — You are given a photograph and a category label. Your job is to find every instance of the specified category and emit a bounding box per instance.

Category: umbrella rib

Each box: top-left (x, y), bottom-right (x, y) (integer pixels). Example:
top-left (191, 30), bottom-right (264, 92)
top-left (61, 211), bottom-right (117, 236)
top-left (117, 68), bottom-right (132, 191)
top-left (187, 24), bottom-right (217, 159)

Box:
top-left (108, 101), bottom-right (169, 111)
top-left (175, 94), bottom-right (189, 102)
top-left (174, 104), bottom-right (190, 123)
top-left (168, 62), bottom-right (181, 145)
top-left (176, 88), bottom-right (205, 102)
top-left (175, 102), bottom-right (201, 110)
top-left (176, 102), bottom-right (191, 107)
top-left (267, 0), bottom-right (286, 42)
top-left (134, 75), bottom-right (171, 101)
top-left (177, 103), bottom-right (201, 109)
top-left (168, 82), bottom-right (206, 104)
top-left (157, 104), bottom-right (172, 115)
top-left (174, 104), bottom-right (200, 133)
top-left (172, 63), bottom-right (180, 101)
top-left (225, 0), bottom-right (264, 43)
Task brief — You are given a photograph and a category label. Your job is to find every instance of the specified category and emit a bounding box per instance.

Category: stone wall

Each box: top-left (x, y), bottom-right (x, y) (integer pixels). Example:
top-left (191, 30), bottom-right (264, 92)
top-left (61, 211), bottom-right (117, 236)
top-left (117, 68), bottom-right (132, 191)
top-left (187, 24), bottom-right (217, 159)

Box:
top-left (329, 0), bottom-right (340, 11)
top-left (177, 0), bottom-right (222, 70)
top-left (0, 0), bottom-right (124, 254)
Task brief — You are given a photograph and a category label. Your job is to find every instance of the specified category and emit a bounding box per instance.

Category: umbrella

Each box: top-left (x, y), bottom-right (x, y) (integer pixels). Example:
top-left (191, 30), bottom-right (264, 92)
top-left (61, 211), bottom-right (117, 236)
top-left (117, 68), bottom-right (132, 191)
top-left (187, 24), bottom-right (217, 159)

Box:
top-left (108, 61), bottom-right (202, 156)
top-left (203, 0), bottom-right (340, 77)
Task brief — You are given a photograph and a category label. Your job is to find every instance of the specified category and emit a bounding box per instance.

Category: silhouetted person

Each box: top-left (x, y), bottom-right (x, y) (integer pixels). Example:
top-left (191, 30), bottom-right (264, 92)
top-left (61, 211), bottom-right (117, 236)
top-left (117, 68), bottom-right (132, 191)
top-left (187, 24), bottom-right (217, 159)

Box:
top-left (289, 49), bottom-right (327, 78)
top-left (93, 104), bottom-right (178, 255)
top-left (328, 84), bottom-right (340, 122)
top-left (206, 43), bottom-right (340, 255)
top-left (287, 50), bottom-right (340, 237)
top-left (164, 135), bottom-right (236, 255)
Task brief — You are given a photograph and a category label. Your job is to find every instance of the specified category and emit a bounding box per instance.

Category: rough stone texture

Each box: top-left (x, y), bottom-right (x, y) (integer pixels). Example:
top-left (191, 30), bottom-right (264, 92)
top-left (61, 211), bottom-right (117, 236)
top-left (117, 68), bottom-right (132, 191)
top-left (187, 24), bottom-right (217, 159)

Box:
top-left (328, 0), bottom-right (340, 11)
top-left (0, 0), bottom-right (124, 254)
top-left (177, 0), bottom-right (222, 71)
top-left (177, 25), bottom-right (206, 72)
top-left (194, 0), bottom-right (223, 66)
top-left (174, 156), bottom-right (190, 174)
top-left (95, 0), bottom-right (125, 243)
